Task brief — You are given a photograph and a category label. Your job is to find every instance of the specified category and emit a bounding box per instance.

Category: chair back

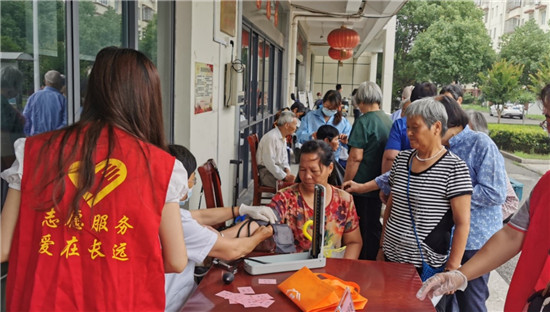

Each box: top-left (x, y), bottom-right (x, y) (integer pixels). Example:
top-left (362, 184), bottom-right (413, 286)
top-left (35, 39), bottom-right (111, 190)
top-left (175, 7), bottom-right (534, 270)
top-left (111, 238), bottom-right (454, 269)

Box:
top-left (197, 159), bottom-right (224, 208)
top-left (247, 134), bottom-right (261, 189)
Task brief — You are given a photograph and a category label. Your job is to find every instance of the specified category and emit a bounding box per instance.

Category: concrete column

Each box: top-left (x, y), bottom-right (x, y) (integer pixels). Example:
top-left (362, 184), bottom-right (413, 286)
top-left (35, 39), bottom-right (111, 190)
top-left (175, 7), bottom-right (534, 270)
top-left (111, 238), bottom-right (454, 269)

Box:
top-left (381, 16), bottom-right (396, 113)
top-left (368, 53), bottom-right (377, 82)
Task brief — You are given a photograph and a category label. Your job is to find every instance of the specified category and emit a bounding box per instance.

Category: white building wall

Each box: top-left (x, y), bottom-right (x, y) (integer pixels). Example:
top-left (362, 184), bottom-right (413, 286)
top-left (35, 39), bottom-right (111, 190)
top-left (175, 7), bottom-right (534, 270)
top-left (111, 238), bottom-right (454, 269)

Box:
top-left (174, 1), bottom-right (238, 210)
top-left (479, 0), bottom-right (550, 51)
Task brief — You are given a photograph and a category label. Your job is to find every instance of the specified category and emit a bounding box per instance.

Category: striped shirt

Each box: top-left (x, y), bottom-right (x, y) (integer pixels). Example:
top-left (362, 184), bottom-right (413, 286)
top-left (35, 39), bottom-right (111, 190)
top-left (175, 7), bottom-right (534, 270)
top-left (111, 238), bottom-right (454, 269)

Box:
top-left (383, 149), bottom-right (472, 268)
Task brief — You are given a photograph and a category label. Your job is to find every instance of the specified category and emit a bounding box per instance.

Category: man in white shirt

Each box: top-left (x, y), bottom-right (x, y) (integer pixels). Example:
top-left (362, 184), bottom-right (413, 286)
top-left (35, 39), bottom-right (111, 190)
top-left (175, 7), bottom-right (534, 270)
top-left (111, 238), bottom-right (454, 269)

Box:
top-left (257, 111), bottom-right (297, 188)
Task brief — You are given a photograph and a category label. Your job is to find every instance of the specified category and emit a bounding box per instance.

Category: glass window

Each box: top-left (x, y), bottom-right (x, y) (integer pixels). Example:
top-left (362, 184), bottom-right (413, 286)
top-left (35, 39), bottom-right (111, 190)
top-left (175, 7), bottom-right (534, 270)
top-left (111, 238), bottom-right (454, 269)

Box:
top-left (79, 0), bottom-right (123, 109)
top-left (264, 42), bottom-right (271, 115)
top-left (137, 0), bottom-right (174, 141)
top-left (257, 37), bottom-right (265, 118)
top-left (1, 0), bottom-right (67, 158)
top-left (241, 27), bottom-right (250, 127)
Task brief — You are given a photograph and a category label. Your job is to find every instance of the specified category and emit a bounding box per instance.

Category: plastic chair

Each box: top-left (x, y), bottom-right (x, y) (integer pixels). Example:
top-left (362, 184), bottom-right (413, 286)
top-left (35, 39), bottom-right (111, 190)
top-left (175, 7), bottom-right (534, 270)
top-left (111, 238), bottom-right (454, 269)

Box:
top-left (197, 159), bottom-right (225, 229)
top-left (247, 134), bottom-right (292, 206)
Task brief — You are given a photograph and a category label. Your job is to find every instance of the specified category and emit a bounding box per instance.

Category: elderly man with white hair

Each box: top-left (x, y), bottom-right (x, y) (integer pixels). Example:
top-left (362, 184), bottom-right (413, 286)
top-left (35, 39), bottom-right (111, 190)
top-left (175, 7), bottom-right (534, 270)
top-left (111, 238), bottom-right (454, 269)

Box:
top-left (23, 70), bottom-right (67, 136)
top-left (257, 110), bottom-right (297, 188)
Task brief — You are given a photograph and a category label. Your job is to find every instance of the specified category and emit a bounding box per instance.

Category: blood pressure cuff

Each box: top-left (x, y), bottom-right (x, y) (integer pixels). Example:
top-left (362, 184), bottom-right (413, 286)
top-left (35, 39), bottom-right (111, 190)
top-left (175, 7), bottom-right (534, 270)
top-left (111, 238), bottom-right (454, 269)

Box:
top-left (238, 219), bottom-right (296, 254)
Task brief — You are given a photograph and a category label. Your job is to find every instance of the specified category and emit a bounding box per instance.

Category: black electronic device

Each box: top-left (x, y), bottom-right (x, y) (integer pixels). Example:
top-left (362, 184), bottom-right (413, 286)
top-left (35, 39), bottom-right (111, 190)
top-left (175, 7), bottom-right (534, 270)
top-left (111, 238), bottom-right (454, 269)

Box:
top-left (244, 184), bottom-right (326, 275)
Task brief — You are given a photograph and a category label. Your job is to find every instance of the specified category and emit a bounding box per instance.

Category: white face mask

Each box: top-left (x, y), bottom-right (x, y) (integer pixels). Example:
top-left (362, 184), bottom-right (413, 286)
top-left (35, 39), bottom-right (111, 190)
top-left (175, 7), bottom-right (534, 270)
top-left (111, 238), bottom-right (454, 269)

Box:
top-left (179, 188), bottom-right (193, 207)
top-left (322, 107), bottom-right (337, 117)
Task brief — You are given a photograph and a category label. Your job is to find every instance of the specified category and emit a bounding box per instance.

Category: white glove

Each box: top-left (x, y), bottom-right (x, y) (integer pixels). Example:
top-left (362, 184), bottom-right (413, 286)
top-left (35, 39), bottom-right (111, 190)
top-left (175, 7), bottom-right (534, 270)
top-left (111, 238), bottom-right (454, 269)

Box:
top-left (239, 204), bottom-right (278, 224)
top-left (416, 270), bottom-right (468, 300)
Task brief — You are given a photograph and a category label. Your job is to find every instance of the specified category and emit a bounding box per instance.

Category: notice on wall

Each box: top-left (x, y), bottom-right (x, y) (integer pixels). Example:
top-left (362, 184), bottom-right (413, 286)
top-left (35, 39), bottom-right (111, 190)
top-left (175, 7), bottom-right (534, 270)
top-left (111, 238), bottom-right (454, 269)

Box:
top-left (195, 62), bottom-right (214, 114)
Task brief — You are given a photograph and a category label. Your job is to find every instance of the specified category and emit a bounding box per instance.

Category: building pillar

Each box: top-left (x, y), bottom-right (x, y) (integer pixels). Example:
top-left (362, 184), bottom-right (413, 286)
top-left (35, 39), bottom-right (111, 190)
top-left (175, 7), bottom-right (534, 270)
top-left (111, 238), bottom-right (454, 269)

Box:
top-left (381, 16), bottom-right (396, 113)
top-left (368, 53), bottom-right (377, 82)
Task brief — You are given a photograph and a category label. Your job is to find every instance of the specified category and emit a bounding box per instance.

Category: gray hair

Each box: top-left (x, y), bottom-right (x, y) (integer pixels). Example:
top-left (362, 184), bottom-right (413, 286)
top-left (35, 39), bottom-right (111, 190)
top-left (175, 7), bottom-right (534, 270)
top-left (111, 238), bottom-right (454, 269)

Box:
top-left (466, 110), bottom-right (488, 134)
top-left (1, 66), bottom-right (23, 91)
top-left (276, 110), bottom-right (296, 126)
top-left (405, 97), bottom-right (448, 137)
top-left (44, 70), bottom-right (64, 90)
top-left (355, 81), bottom-right (382, 105)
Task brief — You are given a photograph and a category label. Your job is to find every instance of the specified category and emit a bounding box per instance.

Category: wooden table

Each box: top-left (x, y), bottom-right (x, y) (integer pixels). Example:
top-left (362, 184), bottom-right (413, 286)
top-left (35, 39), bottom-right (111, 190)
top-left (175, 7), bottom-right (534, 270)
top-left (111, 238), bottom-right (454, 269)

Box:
top-left (182, 258), bottom-right (435, 311)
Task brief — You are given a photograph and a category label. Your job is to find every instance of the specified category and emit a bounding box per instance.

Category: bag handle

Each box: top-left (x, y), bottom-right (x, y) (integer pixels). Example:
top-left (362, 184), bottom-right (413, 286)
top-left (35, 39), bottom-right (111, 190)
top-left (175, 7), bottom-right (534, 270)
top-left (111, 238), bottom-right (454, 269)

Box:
top-left (407, 154), bottom-right (450, 263)
top-left (316, 272), bottom-right (360, 293)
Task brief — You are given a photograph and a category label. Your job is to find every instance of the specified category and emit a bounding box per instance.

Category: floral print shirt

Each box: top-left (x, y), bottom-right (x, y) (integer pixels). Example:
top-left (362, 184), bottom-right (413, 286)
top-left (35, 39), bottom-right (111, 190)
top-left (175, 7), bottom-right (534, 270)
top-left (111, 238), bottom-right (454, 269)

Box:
top-left (269, 184), bottom-right (359, 255)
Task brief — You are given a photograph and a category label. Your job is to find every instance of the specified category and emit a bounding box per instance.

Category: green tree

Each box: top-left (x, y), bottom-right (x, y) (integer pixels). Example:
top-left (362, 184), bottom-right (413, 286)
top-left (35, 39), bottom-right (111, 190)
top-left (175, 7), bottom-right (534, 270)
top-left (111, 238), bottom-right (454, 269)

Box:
top-left (410, 19), bottom-right (495, 85)
top-left (393, 0), bottom-right (490, 100)
top-left (528, 56), bottom-right (550, 97)
top-left (499, 19), bottom-right (550, 86)
top-left (478, 60), bottom-right (523, 123)
top-left (79, 1), bottom-right (122, 58)
top-left (139, 14), bottom-right (158, 64)
top-left (0, 1), bottom-right (29, 52)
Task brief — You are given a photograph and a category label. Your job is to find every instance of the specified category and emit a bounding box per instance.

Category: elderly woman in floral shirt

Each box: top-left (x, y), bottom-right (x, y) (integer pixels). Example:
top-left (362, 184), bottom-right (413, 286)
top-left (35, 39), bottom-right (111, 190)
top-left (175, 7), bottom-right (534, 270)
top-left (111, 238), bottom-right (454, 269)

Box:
top-left (269, 140), bottom-right (362, 259)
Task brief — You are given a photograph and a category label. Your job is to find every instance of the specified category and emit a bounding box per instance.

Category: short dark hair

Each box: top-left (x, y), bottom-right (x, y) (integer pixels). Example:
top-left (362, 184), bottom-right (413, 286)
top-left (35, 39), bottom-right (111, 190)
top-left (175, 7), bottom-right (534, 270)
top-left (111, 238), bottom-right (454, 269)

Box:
top-left (168, 144), bottom-right (197, 174)
top-left (316, 125), bottom-right (339, 141)
top-left (410, 82), bottom-right (437, 102)
top-left (435, 95), bottom-right (469, 129)
top-left (440, 84), bottom-right (464, 101)
top-left (300, 140), bottom-right (333, 167)
top-left (336, 84), bottom-right (342, 91)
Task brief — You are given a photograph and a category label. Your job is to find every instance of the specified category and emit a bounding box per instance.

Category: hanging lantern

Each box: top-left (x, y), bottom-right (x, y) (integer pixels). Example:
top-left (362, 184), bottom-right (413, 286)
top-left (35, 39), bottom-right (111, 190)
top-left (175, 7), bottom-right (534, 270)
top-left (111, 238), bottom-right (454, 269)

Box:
top-left (327, 26), bottom-right (360, 50)
top-left (328, 47), bottom-right (353, 66)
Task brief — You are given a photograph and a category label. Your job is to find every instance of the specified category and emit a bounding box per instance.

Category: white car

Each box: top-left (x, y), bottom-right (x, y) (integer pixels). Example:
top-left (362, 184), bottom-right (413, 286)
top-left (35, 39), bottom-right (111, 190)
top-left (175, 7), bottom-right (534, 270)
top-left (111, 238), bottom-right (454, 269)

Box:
top-left (490, 104), bottom-right (524, 119)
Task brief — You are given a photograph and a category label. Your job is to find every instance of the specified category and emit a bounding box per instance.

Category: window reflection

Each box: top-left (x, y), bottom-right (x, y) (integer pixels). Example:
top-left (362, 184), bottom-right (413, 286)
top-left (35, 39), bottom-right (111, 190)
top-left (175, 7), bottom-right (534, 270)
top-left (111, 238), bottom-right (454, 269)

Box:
top-left (1, 1), bottom-right (67, 203)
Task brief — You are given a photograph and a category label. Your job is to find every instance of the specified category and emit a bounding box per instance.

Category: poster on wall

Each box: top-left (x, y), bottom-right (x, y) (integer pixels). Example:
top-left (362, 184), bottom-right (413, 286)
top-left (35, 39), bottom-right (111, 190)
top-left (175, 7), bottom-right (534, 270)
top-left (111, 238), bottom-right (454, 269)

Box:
top-left (298, 91), bottom-right (307, 106)
top-left (194, 62), bottom-right (214, 114)
top-left (220, 0), bottom-right (236, 37)
top-left (307, 92), bottom-right (314, 109)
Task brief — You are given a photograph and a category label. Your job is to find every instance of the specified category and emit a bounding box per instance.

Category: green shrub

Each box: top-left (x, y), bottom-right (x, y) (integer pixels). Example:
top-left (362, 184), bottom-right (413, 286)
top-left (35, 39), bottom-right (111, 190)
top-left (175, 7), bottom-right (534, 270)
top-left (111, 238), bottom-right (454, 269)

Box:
top-left (488, 124), bottom-right (550, 154)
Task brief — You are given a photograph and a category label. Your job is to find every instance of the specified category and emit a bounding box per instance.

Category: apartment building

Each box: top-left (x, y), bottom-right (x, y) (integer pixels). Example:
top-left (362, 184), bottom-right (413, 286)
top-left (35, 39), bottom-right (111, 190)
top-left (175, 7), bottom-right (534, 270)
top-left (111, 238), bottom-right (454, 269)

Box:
top-left (477, 0), bottom-right (549, 50)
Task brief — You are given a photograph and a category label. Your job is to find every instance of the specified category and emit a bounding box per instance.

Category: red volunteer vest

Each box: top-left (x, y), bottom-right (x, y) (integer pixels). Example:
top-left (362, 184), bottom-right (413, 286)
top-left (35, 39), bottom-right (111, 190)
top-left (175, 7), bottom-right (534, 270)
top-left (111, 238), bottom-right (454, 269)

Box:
top-left (505, 171), bottom-right (550, 311)
top-left (7, 127), bottom-right (175, 311)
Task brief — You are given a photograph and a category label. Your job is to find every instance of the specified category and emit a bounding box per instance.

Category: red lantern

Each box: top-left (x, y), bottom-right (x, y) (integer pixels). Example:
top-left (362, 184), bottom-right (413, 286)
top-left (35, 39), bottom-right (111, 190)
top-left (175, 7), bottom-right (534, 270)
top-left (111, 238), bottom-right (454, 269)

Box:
top-left (327, 26), bottom-right (360, 50)
top-left (328, 47), bottom-right (353, 61)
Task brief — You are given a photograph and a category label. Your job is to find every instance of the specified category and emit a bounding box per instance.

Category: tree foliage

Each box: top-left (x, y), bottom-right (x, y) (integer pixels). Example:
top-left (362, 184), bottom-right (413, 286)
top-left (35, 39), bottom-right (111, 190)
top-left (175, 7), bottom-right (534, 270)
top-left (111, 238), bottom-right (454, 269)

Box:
top-left (139, 14), bottom-right (158, 65)
top-left (499, 19), bottom-right (550, 86)
top-left (478, 60), bottom-right (523, 123)
top-left (394, 0), bottom-right (491, 99)
top-left (410, 19), bottom-right (495, 85)
top-left (79, 1), bottom-right (122, 59)
top-left (528, 56), bottom-right (550, 97)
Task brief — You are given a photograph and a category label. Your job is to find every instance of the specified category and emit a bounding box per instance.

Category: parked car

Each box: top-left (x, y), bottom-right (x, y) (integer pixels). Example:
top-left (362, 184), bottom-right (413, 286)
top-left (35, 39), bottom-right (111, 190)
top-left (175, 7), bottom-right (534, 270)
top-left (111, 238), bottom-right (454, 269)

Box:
top-left (490, 104), bottom-right (524, 119)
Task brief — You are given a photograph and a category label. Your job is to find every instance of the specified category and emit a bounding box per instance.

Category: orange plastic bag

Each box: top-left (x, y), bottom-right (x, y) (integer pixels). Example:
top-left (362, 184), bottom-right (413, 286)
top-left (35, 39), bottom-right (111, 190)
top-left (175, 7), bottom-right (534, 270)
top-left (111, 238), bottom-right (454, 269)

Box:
top-left (278, 266), bottom-right (368, 312)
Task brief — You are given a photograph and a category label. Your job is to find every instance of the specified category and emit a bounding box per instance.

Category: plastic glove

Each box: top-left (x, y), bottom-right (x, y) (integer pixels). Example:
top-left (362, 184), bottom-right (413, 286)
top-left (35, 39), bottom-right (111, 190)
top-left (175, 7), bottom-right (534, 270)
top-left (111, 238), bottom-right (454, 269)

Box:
top-left (239, 204), bottom-right (278, 224)
top-left (416, 270), bottom-right (468, 300)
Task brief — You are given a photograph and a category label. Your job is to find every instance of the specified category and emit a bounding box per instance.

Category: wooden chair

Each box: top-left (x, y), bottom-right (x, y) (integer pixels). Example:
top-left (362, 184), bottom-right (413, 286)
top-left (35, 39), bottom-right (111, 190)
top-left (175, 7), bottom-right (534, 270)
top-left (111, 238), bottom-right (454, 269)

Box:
top-left (197, 159), bottom-right (225, 229)
top-left (247, 134), bottom-right (292, 206)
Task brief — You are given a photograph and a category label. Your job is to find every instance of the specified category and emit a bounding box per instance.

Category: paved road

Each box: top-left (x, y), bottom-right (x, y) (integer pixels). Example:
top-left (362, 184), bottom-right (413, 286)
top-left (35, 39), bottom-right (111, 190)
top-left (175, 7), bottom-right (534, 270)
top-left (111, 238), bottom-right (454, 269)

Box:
top-left (482, 111), bottom-right (541, 126)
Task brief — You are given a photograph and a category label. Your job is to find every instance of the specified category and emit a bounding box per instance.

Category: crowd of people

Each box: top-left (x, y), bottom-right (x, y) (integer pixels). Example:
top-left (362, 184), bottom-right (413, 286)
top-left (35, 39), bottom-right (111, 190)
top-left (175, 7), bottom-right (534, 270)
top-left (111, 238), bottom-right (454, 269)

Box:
top-left (1, 46), bottom-right (548, 311)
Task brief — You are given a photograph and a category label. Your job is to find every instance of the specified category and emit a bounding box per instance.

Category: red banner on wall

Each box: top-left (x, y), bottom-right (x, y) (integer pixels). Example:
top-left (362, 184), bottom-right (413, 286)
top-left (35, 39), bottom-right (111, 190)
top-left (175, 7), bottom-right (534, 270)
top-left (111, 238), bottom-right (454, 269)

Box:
top-left (266, 0), bottom-right (271, 20)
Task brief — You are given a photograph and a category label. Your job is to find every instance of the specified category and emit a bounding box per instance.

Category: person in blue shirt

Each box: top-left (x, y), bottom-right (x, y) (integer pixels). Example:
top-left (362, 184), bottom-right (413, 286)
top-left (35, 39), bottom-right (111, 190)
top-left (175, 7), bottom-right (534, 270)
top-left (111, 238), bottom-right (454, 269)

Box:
top-left (295, 90), bottom-right (351, 162)
top-left (22, 70), bottom-right (67, 136)
top-left (437, 95), bottom-right (507, 311)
